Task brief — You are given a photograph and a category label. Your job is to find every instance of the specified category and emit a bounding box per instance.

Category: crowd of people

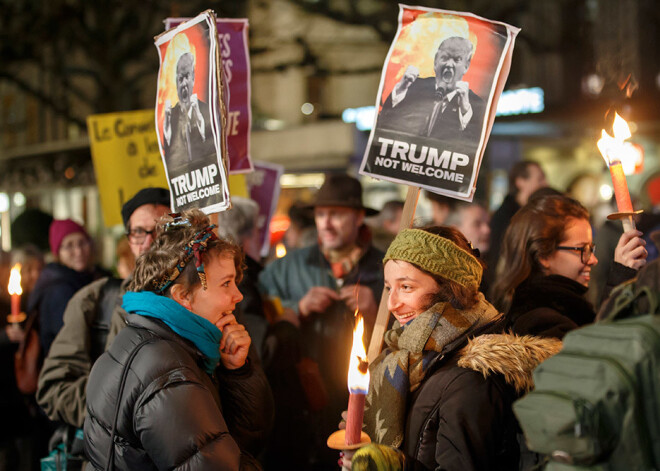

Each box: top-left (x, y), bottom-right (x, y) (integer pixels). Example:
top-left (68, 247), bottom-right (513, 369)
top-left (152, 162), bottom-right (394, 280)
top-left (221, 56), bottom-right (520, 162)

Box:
top-left (0, 164), bottom-right (655, 470)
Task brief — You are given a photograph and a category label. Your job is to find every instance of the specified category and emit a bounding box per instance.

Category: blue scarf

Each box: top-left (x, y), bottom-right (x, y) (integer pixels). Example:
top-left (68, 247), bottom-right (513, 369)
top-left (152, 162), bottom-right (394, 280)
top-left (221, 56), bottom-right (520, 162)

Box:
top-left (122, 291), bottom-right (222, 375)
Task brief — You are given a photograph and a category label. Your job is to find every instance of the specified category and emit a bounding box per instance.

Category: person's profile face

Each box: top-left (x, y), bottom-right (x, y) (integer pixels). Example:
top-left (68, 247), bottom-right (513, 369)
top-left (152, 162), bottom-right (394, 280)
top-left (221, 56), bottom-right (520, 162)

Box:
top-left (434, 38), bottom-right (471, 89)
top-left (176, 54), bottom-right (195, 107)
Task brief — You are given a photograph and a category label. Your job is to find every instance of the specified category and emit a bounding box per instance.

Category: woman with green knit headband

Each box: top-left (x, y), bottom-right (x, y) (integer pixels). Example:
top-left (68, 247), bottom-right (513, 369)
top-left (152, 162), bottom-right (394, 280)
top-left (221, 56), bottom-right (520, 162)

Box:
top-left (343, 226), bottom-right (560, 471)
top-left (83, 209), bottom-right (272, 470)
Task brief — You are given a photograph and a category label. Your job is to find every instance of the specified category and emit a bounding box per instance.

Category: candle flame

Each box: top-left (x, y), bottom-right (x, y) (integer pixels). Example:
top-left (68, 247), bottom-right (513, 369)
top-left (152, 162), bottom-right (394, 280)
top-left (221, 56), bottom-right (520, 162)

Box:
top-left (275, 243), bottom-right (287, 258)
top-left (348, 313), bottom-right (370, 394)
top-left (8, 263), bottom-right (22, 296)
top-left (612, 112), bottom-right (632, 141)
top-left (597, 113), bottom-right (630, 166)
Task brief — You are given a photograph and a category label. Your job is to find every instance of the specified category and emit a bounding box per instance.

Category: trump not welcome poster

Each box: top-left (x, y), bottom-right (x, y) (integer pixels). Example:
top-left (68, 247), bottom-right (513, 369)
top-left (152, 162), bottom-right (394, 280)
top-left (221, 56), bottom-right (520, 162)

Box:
top-left (359, 5), bottom-right (520, 201)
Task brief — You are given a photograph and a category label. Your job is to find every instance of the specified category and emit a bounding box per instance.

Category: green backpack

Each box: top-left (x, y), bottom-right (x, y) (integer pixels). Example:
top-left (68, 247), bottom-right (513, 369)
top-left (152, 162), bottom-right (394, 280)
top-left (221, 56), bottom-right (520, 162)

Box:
top-left (513, 261), bottom-right (660, 470)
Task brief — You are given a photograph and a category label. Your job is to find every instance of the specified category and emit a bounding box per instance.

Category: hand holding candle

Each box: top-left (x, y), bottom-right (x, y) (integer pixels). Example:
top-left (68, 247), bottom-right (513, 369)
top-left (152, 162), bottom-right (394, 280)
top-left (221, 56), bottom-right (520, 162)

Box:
top-left (328, 313), bottom-right (371, 467)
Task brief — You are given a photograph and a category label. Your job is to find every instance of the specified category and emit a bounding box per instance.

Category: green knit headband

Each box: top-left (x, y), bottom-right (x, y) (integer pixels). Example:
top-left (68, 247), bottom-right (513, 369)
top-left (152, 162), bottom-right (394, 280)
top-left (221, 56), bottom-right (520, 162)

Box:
top-left (383, 229), bottom-right (482, 289)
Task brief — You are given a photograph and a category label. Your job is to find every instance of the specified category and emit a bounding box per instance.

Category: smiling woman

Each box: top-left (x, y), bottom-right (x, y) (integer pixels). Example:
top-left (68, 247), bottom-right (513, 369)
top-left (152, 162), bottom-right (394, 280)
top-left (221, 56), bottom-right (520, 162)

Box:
top-left (83, 209), bottom-right (273, 470)
top-left (491, 194), bottom-right (647, 340)
top-left (28, 218), bottom-right (106, 355)
top-left (352, 226), bottom-right (561, 470)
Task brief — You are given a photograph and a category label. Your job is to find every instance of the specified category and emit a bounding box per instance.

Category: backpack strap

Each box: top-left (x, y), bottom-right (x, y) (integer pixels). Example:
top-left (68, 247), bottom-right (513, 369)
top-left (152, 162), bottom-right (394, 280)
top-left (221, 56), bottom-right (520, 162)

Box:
top-left (104, 337), bottom-right (156, 471)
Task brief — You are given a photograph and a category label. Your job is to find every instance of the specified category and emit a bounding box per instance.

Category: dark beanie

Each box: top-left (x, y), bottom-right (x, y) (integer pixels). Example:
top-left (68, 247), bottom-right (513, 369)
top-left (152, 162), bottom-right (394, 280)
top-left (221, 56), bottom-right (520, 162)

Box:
top-left (121, 188), bottom-right (171, 227)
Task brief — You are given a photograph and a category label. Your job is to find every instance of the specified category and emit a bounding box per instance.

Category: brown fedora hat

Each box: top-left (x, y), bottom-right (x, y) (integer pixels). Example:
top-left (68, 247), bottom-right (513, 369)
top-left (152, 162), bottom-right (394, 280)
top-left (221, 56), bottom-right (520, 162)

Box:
top-left (308, 174), bottom-right (378, 216)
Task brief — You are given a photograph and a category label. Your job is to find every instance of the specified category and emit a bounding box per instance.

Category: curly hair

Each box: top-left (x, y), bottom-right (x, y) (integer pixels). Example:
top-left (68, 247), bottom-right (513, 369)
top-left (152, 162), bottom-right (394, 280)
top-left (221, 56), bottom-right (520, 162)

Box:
top-left (489, 194), bottom-right (589, 312)
top-left (129, 209), bottom-right (244, 296)
top-left (411, 225), bottom-right (486, 310)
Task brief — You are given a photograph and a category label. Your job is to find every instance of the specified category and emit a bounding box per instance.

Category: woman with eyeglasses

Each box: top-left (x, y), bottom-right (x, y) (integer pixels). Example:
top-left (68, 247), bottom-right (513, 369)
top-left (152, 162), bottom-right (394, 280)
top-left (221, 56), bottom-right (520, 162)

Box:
top-left (28, 219), bottom-right (108, 355)
top-left (490, 194), bottom-right (647, 340)
top-left (83, 209), bottom-right (272, 470)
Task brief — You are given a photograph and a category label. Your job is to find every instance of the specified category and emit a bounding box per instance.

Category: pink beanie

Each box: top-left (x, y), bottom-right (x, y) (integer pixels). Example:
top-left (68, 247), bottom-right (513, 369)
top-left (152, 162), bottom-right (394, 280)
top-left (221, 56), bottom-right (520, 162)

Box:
top-left (49, 219), bottom-right (89, 255)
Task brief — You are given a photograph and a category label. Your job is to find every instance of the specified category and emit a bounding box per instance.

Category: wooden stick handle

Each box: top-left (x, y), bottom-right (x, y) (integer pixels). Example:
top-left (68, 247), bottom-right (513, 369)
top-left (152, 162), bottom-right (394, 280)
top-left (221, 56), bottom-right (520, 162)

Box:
top-left (367, 186), bottom-right (420, 362)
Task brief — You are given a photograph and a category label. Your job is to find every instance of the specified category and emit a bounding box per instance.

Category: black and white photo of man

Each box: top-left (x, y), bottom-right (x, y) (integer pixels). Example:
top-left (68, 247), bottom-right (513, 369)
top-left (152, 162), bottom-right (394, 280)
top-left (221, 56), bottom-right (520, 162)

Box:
top-left (163, 52), bottom-right (216, 174)
top-left (377, 36), bottom-right (485, 142)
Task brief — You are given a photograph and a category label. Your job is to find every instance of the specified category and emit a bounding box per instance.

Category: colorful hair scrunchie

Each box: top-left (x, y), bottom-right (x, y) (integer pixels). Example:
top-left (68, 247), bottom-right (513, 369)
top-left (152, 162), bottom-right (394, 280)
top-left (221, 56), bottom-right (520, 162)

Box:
top-left (153, 225), bottom-right (218, 293)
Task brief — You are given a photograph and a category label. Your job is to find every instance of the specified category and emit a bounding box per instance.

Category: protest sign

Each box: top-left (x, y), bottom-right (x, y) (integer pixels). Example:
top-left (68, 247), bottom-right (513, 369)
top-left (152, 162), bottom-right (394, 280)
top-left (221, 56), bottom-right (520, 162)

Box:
top-left (155, 10), bottom-right (231, 214)
top-left (359, 5), bottom-right (520, 201)
top-left (87, 110), bottom-right (169, 227)
top-left (166, 17), bottom-right (253, 174)
top-left (245, 161), bottom-right (284, 257)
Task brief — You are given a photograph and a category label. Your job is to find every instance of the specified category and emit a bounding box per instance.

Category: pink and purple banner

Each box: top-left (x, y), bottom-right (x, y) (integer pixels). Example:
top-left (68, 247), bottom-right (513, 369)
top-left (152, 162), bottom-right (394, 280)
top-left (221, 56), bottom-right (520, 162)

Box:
top-left (246, 161), bottom-right (284, 257)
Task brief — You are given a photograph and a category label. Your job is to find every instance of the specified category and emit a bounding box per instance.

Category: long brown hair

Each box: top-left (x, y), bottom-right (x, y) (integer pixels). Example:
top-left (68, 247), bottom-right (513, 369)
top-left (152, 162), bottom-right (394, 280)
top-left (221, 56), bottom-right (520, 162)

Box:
top-left (129, 209), bottom-right (243, 296)
top-left (489, 195), bottom-right (589, 312)
top-left (411, 225), bottom-right (485, 310)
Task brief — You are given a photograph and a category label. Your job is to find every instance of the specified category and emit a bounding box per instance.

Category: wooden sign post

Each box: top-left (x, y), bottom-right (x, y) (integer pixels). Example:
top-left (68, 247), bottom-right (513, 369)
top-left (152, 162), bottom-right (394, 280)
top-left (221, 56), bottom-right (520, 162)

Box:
top-left (367, 186), bottom-right (420, 362)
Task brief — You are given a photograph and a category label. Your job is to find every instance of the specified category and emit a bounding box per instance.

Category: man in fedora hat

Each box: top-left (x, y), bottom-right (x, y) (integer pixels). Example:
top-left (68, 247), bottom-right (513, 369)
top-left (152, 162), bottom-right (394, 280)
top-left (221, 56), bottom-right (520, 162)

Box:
top-left (259, 173), bottom-right (384, 469)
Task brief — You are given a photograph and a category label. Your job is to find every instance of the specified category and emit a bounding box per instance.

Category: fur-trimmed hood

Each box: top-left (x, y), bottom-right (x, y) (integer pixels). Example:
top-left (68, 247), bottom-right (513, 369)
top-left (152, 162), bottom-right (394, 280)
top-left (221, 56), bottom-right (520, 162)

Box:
top-left (457, 333), bottom-right (562, 393)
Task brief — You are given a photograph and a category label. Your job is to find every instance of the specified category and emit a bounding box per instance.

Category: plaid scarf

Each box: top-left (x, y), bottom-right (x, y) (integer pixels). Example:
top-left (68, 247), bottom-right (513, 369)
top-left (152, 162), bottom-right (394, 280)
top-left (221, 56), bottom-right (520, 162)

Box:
top-left (363, 293), bottom-right (500, 447)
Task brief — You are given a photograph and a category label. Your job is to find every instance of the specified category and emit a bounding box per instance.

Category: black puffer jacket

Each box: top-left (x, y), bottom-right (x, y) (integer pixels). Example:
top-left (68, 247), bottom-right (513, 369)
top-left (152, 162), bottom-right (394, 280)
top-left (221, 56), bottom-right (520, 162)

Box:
top-left (402, 330), bottom-right (561, 470)
top-left (83, 314), bottom-right (273, 470)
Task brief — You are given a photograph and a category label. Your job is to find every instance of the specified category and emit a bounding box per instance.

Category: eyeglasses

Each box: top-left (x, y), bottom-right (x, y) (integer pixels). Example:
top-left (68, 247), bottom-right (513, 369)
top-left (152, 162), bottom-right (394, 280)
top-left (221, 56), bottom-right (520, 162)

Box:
top-left (556, 243), bottom-right (596, 264)
top-left (127, 227), bottom-right (156, 244)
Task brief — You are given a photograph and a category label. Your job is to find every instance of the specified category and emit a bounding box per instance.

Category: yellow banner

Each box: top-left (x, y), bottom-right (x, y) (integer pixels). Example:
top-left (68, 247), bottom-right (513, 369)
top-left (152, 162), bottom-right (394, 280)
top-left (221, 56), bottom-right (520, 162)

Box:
top-left (87, 110), bottom-right (168, 227)
top-left (88, 109), bottom-right (248, 227)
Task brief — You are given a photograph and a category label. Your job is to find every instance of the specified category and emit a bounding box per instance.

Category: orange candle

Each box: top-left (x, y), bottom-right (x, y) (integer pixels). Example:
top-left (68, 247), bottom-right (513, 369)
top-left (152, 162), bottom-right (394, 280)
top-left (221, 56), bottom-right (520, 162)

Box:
top-left (345, 390), bottom-right (366, 445)
top-left (609, 161), bottom-right (634, 213)
top-left (11, 294), bottom-right (20, 317)
top-left (345, 314), bottom-right (370, 446)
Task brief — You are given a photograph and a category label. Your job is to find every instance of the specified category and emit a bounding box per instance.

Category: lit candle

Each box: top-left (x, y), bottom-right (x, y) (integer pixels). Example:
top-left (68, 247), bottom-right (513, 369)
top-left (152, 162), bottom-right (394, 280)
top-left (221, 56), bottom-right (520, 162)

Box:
top-left (345, 314), bottom-right (370, 445)
top-left (7, 263), bottom-right (23, 323)
top-left (327, 312), bottom-right (371, 465)
top-left (597, 112), bottom-right (638, 231)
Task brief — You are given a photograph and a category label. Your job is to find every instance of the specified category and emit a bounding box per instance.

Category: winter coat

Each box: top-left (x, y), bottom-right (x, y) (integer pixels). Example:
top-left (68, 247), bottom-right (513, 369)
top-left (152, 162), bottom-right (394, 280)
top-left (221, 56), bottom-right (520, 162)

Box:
top-left (505, 275), bottom-right (593, 339)
top-left (258, 242), bottom-right (384, 395)
top-left (83, 314), bottom-right (273, 470)
top-left (402, 329), bottom-right (561, 470)
top-left (37, 277), bottom-right (127, 427)
top-left (28, 262), bottom-right (107, 355)
top-left (506, 266), bottom-right (637, 340)
top-left (258, 243), bottom-right (384, 315)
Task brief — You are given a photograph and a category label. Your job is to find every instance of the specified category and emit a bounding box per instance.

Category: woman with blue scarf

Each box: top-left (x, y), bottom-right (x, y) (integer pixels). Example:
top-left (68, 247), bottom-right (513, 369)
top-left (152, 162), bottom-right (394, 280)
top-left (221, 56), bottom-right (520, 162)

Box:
top-left (83, 209), bottom-right (272, 470)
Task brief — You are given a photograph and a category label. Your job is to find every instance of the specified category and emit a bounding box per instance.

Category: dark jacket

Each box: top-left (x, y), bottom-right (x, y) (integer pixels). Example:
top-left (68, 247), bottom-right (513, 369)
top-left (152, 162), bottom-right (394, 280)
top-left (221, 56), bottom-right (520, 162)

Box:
top-left (28, 262), bottom-right (106, 355)
top-left (506, 275), bottom-right (594, 339)
top-left (37, 277), bottom-right (126, 427)
top-left (506, 267), bottom-right (637, 340)
top-left (83, 314), bottom-right (273, 470)
top-left (402, 329), bottom-right (561, 470)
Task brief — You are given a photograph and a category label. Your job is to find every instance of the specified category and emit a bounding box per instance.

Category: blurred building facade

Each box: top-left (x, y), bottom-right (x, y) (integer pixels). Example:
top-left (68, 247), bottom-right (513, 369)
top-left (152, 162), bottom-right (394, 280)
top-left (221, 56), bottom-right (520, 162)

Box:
top-left (1, 0), bottom-right (659, 263)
